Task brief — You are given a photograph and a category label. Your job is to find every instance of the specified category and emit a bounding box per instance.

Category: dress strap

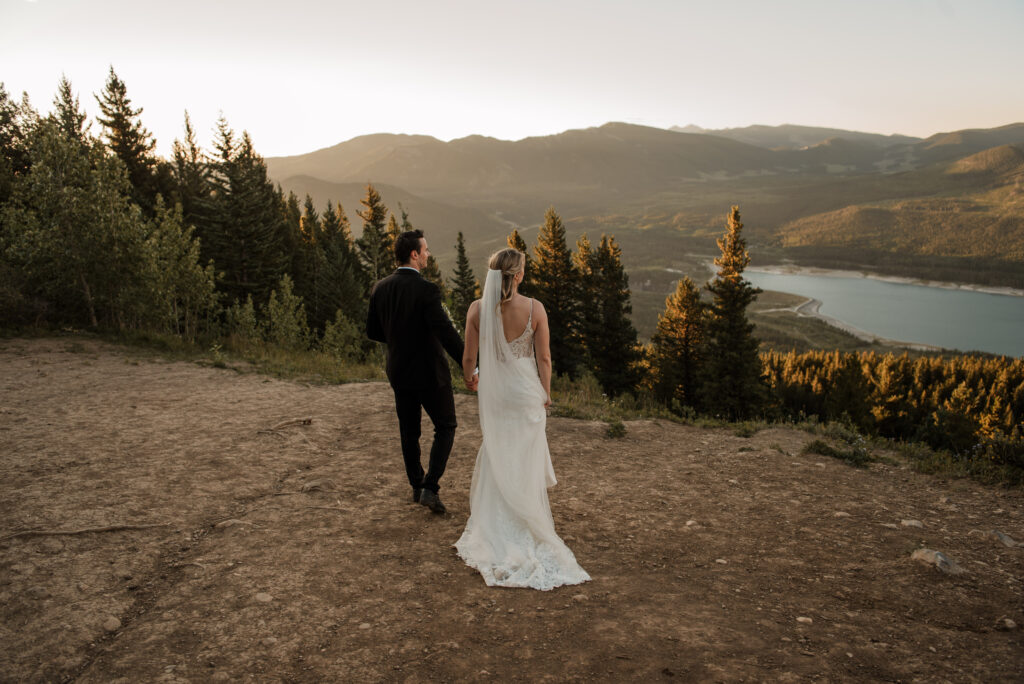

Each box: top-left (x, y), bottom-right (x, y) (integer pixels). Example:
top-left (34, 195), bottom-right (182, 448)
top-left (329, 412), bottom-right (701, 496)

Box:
top-left (528, 298), bottom-right (534, 327)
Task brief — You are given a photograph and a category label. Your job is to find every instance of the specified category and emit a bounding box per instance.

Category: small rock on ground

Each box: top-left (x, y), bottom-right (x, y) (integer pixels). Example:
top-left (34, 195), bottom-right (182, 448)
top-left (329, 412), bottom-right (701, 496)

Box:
top-left (911, 548), bottom-right (966, 575)
top-left (988, 530), bottom-right (1020, 548)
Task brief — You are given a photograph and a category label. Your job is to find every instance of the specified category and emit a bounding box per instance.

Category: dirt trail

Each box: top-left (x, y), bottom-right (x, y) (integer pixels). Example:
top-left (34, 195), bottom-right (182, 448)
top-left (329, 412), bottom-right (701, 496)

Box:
top-left (1, 338), bottom-right (1022, 682)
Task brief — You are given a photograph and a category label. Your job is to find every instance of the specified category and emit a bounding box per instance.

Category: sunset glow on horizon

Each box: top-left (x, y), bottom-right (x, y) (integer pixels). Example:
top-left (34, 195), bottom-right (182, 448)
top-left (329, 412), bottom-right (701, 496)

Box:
top-left (2, 0), bottom-right (1022, 158)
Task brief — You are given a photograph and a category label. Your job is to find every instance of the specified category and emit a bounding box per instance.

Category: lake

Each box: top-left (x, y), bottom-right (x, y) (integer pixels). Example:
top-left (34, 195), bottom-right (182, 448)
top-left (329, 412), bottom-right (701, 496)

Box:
top-left (743, 270), bottom-right (1024, 358)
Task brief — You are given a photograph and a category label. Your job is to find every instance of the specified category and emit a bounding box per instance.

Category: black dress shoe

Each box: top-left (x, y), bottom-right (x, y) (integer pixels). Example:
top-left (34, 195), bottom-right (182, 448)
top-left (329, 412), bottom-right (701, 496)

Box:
top-left (419, 489), bottom-right (447, 514)
top-left (412, 488), bottom-right (422, 503)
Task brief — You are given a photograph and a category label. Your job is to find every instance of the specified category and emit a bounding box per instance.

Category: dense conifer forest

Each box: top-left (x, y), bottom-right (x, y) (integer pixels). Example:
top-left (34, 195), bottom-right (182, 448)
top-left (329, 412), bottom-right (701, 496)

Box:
top-left (1, 72), bottom-right (1021, 477)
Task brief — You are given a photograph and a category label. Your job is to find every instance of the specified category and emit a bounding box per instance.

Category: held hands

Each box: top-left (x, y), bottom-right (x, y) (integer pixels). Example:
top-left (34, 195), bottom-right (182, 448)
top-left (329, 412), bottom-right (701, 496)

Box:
top-left (464, 368), bottom-right (480, 392)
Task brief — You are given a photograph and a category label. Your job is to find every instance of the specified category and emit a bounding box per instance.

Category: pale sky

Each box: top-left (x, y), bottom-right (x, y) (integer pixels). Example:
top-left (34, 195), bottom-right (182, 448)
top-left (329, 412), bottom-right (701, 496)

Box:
top-left (2, 0), bottom-right (1022, 158)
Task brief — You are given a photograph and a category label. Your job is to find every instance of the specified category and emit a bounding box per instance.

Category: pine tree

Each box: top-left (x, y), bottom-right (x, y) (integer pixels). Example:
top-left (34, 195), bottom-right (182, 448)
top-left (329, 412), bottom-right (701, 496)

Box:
top-left (0, 84), bottom-right (34, 210)
top-left (205, 119), bottom-right (287, 306)
top-left (295, 194), bottom-right (325, 329)
top-left (507, 229), bottom-right (534, 296)
top-left (170, 111), bottom-right (211, 241)
top-left (52, 75), bottom-right (89, 142)
top-left (573, 233), bottom-right (599, 366)
top-left (590, 234), bottom-right (641, 396)
top-left (386, 213), bottom-right (402, 246)
top-left (355, 184), bottom-right (392, 283)
top-left (95, 67), bottom-right (158, 215)
top-left (699, 206), bottom-right (766, 419)
top-left (451, 231), bottom-right (479, 332)
top-left (319, 200), bottom-right (366, 325)
top-left (648, 276), bottom-right (706, 409)
top-left (281, 190), bottom-right (303, 283)
top-left (532, 207), bottom-right (583, 377)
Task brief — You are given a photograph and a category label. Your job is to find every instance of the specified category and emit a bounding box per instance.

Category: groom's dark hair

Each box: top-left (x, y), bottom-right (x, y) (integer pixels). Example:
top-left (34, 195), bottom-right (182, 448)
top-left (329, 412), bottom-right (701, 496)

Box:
top-left (395, 229), bottom-right (425, 265)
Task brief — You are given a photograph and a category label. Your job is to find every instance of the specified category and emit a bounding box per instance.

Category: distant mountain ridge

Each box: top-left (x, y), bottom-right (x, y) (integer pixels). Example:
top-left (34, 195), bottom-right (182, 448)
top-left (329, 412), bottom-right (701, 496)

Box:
top-left (668, 123), bottom-right (920, 150)
top-left (265, 121), bottom-right (1024, 289)
top-left (268, 122), bottom-right (1024, 203)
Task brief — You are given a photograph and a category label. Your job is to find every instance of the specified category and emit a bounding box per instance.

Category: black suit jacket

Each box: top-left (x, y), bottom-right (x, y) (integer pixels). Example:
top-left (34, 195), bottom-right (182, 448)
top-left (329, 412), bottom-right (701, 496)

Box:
top-left (366, 268), bottom-right (465, 391)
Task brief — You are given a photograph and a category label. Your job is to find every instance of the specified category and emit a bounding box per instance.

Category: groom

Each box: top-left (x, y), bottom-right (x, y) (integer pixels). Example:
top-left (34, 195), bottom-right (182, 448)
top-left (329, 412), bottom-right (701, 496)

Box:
top-left (366, 230), bottom-right (473, 514)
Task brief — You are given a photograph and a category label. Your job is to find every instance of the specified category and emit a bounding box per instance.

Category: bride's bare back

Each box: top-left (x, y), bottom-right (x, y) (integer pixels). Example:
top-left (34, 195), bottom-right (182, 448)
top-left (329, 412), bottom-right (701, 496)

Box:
top-left (499, 293), bottom-right (534, 342)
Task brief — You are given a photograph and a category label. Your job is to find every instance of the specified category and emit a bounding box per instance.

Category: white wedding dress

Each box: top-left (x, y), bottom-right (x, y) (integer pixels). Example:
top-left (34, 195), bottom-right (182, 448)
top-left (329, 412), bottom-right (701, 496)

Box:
top-left (455, 270), bottom-right (590, 590)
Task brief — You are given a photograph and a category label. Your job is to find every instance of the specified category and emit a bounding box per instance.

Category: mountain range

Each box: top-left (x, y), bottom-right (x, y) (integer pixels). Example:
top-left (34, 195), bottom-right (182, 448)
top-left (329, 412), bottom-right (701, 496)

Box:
top-left (265, 121), bottom-right (1024, 291)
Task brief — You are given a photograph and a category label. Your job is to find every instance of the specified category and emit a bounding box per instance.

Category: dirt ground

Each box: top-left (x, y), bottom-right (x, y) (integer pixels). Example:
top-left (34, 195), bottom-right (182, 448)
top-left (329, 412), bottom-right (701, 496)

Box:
top-left (1, 337), bottom-right (1022, 683)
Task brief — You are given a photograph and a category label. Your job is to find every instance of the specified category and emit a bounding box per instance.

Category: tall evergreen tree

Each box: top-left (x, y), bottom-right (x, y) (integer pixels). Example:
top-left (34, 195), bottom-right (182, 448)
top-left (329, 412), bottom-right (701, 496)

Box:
top-left (386, 213), bottom-right (402, 246)
top-left (648, 276), bottom-right (706, 409)
top-left (355, 184), bottom-right (392, 283)
top-left (280, 190), bottom-right (303, 280)
top-left (205, 119), bottom-right (287, 306)
top-left (451, 231), bottom-right (479, 332)
top-left (95, 67), bottom-right (158, 215)
top-left (170, 111), bottom-right (210, 238)
top-left (507, 228), bottom-right (534, 296)
top-left (319, 200), bottom-right (365, 323)
top-left (0, 84), bottom-right (34, 209)
top-left (532, 207), bottom-right (583, 377)
top-left (52, 75), bottom-right (89, 142)
top-left (574, 232), bottom-right (599, 368)
top-left (295, 193), bottom-right (326, 329)
top-left (590, 234), bottom-right (641, 396)
top-left (699, 206), bottom-right (766, 419)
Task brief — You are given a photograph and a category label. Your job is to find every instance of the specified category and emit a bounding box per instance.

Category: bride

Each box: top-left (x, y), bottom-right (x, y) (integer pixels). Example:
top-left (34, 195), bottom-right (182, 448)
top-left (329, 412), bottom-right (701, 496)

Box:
top-left (454, 248), bottom-right (590, 590)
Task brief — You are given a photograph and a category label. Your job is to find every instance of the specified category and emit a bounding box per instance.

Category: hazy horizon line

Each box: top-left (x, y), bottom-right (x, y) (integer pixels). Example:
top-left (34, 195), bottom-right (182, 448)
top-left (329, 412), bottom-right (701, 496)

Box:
top-left (265, 119), bottom-right (1024, 159)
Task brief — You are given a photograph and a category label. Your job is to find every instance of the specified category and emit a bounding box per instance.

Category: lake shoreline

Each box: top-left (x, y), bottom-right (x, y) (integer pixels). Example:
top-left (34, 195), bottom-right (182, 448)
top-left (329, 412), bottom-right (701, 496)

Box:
top-left (748, 263), bottom-right (1024, 298)
top-left (792, 297), bottom-right (946, 352)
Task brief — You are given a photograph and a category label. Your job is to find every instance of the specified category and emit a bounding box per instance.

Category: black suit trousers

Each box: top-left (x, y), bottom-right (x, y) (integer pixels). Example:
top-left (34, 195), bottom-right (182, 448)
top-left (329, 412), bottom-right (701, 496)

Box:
top-left (393, 384), bottom-right (457, 494)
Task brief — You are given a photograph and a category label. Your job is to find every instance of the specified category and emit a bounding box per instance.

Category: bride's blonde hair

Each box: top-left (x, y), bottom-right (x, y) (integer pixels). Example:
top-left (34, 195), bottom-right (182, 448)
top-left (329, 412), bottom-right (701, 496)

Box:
top-left (488, 248), bottom-right (526, 304)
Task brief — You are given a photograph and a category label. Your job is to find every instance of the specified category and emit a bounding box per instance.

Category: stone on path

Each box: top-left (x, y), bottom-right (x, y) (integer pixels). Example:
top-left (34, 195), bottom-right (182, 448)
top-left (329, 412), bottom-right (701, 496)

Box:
top-left (901, 519), bottom-right (924, 528)
top-left (301, 479), bottom-right (336, 493)
top-left (987, 530), bottom-right (1020, 548)
top-left (911, 548), bottom-right (966, 575)
top-left (796, 617), bottom-right (813, 624)
top-left (102, 616), bottom-right (121, 632)
top-left (215, 519), bottom-right (254, 529)
top-left (255, 592), bottom-right (273, 603)
top-left (834, 511), bottom-right (851, 518)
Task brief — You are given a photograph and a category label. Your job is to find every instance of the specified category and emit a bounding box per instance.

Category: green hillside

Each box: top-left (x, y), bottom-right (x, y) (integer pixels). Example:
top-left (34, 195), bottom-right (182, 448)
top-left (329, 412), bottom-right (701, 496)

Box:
top-left (770, 145), bottom-right (1024, 284)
